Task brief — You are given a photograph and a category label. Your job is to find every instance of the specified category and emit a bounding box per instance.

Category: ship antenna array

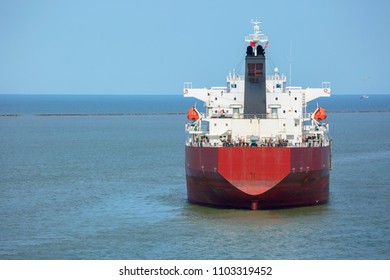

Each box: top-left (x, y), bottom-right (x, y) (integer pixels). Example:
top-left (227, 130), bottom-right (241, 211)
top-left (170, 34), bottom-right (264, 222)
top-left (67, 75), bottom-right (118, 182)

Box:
top-left (245, 20), bottom-right (268, 55)
top-left (288, 42), bottom-right (294, 86)
top-left (288, 42), bottom-right (292, 86)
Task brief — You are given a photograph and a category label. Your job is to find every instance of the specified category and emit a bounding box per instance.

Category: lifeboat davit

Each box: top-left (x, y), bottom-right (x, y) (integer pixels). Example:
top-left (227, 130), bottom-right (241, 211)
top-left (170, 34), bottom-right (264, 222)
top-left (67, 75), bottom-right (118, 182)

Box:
top-left (314, 106), bottom-right (327, 120)
top-left (187, 107), bottom-right (200, 121)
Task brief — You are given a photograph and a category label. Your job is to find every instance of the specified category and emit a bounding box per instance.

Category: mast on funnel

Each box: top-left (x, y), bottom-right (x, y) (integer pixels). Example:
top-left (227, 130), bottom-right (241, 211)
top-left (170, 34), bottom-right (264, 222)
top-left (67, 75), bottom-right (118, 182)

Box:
top-left (245, 20), bottom-right (268, 56)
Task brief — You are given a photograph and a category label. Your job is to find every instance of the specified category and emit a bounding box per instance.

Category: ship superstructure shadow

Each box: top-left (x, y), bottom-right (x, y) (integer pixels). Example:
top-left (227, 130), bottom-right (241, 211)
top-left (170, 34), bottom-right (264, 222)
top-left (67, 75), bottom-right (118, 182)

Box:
top-left (184, 21), bottom-right (332, 210)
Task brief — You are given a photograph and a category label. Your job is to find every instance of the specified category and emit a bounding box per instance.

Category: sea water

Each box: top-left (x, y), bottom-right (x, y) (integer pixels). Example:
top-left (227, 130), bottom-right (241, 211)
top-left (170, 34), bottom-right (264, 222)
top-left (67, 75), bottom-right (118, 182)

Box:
top-left (0, 94), bottom-right (389, 259)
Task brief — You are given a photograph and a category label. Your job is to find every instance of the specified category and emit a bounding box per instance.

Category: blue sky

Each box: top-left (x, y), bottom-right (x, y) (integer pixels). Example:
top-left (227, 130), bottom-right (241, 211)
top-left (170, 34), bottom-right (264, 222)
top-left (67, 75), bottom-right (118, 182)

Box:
top-left (0, 0), bottom-right (389, 95)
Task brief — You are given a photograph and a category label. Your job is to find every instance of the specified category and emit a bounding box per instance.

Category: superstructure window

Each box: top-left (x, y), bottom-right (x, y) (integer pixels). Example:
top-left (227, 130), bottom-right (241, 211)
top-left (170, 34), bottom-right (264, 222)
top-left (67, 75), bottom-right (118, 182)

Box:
top-left (247, 63), bottom-right (264, 77)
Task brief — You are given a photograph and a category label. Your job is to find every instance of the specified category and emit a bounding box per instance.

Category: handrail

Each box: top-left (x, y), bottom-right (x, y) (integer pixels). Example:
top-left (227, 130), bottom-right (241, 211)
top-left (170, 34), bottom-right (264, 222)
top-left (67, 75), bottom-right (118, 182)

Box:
top-left (266, 75), bottom-right (286, 80)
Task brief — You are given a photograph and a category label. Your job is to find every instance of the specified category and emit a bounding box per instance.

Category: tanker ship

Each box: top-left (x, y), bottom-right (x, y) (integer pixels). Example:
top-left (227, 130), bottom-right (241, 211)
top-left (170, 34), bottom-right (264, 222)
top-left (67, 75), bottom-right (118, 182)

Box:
top-left (184, 21), bottom-right (332, 210)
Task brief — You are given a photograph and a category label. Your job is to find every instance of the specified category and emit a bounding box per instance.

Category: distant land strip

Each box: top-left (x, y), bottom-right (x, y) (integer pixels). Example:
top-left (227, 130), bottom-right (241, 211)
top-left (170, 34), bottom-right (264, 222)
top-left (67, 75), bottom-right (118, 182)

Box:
top-left (33, 113), bottom-right (187, 117)
top-left (0, 114), bottom-right (19, 117)
top-left (328, 110), bottom-right (390, 113)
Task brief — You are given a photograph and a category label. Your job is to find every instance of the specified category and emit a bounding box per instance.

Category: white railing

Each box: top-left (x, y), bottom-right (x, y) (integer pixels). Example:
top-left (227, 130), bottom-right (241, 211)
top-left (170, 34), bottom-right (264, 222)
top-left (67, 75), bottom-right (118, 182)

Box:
top-left (266, 74), bottom-right (286, 81)
top-left (186, 139), bottom-right (330, 148)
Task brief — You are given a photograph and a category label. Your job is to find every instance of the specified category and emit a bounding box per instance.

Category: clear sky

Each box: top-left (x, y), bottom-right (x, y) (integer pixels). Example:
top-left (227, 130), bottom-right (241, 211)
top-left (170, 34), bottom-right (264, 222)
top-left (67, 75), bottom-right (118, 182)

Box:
top-left (0, 0), bottom-right (389, 95)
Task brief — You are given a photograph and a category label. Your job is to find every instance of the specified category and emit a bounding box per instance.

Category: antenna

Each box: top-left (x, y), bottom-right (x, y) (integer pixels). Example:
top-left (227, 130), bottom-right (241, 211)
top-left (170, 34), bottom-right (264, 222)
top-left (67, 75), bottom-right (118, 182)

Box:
top-left (288, 42), bottom-right (294, 86)
top-left (245, 20), bottom-right (268, 56)
top-left (245, 20), bottom-right (268, 44)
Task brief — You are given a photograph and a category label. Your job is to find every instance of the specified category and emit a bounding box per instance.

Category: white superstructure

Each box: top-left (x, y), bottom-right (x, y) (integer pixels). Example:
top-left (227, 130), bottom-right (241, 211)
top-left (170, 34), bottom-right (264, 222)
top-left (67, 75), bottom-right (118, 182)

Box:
top-left (184, 21), bottom-right (331, 148)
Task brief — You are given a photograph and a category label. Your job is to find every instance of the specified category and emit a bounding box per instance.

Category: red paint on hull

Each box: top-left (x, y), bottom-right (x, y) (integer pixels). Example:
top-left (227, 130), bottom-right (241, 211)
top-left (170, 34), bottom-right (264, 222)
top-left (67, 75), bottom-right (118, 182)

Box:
top-left (185, 146), bottom-right (330, 209)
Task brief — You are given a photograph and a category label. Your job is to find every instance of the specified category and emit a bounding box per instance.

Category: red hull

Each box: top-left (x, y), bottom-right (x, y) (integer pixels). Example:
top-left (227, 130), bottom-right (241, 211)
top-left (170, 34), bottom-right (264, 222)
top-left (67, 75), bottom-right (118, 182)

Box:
top-left (185, 146), bottom-right (330, 209)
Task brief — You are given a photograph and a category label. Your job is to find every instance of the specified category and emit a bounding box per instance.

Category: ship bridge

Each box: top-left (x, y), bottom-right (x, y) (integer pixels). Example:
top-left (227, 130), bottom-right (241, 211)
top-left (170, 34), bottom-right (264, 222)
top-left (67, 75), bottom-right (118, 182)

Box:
top-left (184, 69), bottom-right (330, 120)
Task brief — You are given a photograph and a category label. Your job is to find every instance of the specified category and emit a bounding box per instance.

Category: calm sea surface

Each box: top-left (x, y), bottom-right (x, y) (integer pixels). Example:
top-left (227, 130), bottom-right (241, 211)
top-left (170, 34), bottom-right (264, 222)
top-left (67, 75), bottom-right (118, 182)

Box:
top-left (0, 94), bottom-right (390, 259)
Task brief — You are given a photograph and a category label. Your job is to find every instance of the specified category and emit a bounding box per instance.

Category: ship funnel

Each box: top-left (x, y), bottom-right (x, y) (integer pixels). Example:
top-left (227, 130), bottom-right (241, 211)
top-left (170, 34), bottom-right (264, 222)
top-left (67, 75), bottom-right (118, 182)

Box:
top-left (243, 21), bottom-right (267, 115)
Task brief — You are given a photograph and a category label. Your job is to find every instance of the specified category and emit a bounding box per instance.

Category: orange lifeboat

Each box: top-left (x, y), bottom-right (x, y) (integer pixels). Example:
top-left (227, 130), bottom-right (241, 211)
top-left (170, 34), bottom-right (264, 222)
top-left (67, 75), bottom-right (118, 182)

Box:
top-left (187, 107), bottom-right (199, 121)
top-left (314, 106), bottom-right (327, 120)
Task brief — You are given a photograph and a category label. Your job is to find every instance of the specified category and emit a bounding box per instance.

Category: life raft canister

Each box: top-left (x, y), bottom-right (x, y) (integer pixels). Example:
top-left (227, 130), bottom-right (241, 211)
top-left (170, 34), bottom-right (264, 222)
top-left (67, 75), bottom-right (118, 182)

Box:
top-left (314, 106), bottom-right (327, 120)
top-left (187, 107), bottom-right (199, 121)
